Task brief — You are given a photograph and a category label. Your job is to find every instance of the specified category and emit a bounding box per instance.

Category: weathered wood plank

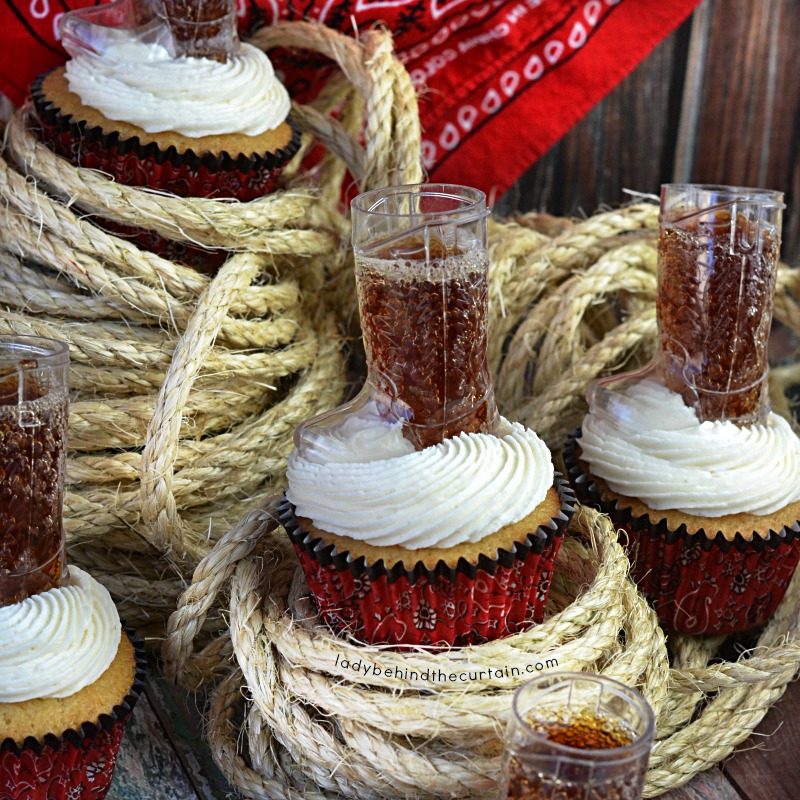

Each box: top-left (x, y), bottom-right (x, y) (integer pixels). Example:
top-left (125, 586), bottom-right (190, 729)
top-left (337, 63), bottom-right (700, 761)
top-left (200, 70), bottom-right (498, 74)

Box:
top-left (681, 0), bottom-right (800, 262)
top-left (107, 688), bottom-right (201, 800)
top-left (145, 668), bottom-right (233, 800)
top-left (671, 0), bottom-right (710, 181)
top-left (772, 0), bottom-right (800, 264)
top-left (659, 768), bottom-right (742, 800)
top-left (685, 0), bottom-right (780, 182)
top-left (722, 677), bottom-right (800, 800)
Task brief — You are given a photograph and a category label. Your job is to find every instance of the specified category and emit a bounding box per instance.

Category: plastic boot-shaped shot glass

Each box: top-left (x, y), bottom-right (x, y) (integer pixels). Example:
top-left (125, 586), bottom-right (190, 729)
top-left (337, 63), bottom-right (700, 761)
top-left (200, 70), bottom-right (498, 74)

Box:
top-left (0, 336), bottom-right (69, 607)
top-left (587, 184), bottom-right (784, 427)
top-left (326, 183), bottom-right (496, 449)
top-left (657, 184), bottom-right (783, 423)
top-left (150, 0), bottom-right (237, 61)
top-left (60, 0), bottom-right (238, 64)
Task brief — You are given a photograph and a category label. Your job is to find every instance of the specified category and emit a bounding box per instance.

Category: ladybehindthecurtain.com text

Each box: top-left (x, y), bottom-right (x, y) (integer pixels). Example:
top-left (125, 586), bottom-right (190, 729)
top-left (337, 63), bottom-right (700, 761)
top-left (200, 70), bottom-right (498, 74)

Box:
top-left (333, 653), bottom-right (559, 683)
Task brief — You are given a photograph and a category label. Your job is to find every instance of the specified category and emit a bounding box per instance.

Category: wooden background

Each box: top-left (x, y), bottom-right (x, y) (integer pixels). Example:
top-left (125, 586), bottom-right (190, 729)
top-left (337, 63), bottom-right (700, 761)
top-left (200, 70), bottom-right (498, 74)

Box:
top-left (497, 0), bottom-right (800, 265)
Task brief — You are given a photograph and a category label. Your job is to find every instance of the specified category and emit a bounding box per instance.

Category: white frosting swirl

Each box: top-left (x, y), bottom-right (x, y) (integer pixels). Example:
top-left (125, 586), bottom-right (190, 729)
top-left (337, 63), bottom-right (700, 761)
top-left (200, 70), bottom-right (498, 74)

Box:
top-left (286, 403), bottom-right (554, 549)
top-left (65, 38), bottom-right (290, 137)
top-left (0, 566), bottom-right (121, 703)
top-left (580, 379), bottom-right (800, 516)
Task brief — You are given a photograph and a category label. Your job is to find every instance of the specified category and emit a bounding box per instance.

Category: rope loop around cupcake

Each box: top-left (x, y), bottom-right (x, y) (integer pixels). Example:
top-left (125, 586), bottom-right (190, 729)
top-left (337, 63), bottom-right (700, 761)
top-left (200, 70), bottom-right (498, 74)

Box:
top-left (2, 26), bottom-right (421, 254)
top-left (163, 502), bottom-right (654, 798)
top-left (163, 496), bottom-right (800, 798)
top-left (250, 22), bottom-right (423, 191)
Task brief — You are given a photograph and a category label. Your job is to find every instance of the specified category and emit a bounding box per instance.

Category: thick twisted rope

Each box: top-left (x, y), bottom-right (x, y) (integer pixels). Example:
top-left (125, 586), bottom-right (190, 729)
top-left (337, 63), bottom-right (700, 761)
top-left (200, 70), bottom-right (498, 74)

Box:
top-left (139, 251), bottom-right (266, 556)
top-left (163, 494), bottom-right (800, 798)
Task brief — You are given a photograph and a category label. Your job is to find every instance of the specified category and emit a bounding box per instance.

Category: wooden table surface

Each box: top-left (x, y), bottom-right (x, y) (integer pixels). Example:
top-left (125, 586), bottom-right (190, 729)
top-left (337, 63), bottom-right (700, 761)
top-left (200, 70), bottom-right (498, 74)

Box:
top-left (108, 659), bottom-right (800, 800)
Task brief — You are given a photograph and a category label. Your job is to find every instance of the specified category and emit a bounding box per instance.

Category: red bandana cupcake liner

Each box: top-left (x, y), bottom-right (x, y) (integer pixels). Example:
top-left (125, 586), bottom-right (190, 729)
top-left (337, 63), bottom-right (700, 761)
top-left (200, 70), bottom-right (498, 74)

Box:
top-left (564, 431), bottom-right (800, 634)
top-left (31, 72), bottom-right (301, 201)
top-left (281, 475), bottom-right (575, 647)
top-left (0, 628), bottom-right (147, 800)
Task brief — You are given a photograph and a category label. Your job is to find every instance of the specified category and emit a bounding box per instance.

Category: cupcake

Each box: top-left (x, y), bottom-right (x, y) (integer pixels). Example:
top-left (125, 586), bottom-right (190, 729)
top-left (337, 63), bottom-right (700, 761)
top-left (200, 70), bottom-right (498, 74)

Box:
top-left (282, 184), bottom-right (574, 647)
top-left (284, 403), bottom-right (573, 647)
top-left (565, 382), bottom-right (800, 635)
top-left (29, 0), bottom-right (300, 269)
top-left (0, 568), bottom-right (146, 800)
top-left (566, 185), bottom-right (800, 635)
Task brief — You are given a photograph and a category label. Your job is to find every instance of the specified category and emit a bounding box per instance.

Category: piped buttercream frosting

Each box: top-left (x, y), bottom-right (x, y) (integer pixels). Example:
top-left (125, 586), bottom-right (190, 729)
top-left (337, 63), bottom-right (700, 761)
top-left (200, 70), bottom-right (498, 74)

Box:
top-left (0, 566), bottom-right (121, 703)
top-left (286, 402), bottom-right (554, 549)
top-left (579, 379), bottom-right (800, 516)
top-left (65, 37), bottom-right (290, 137)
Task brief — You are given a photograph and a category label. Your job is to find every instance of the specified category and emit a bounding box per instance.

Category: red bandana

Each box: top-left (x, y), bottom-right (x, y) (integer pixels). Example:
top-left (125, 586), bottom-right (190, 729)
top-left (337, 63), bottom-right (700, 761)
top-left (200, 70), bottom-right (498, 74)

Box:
top-left (0, 0), bottom-right (699, 198)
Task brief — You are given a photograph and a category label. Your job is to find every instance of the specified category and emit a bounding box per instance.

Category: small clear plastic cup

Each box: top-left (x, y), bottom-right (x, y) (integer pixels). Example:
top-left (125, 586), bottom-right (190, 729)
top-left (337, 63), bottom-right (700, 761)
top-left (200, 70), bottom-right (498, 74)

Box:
top-left (502, 672), bottom-right (655, 800)
top-left (152, 0), bottom-right (238, 61)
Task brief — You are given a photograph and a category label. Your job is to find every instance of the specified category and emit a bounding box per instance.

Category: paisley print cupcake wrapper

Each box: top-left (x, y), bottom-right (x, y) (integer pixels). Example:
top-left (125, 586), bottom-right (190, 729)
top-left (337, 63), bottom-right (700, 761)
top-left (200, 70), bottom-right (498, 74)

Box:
top-left (31, 71), bottom-right (301, 201)
top-left (281, 475), bottom-right (575, 648)
top-left (564, 430), bottom-right (800, 634)
top-left (0, 629), bottom-right (146, 800)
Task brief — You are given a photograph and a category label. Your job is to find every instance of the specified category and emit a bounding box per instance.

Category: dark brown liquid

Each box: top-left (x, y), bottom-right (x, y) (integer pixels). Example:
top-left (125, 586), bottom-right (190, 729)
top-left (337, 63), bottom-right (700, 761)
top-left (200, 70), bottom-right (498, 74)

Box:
top-left (528, 709), bottom-right (633, 750)
top-left (506, 710), bottom-right (643, 800)
top-left (356, 234), bottom-right (495, 449)
top-left (159, 0), bottom-right (234, 61)
top-left (657, 210), bottom-right (778, 423)
top-left (0, 368), bottom-right (68, 606)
